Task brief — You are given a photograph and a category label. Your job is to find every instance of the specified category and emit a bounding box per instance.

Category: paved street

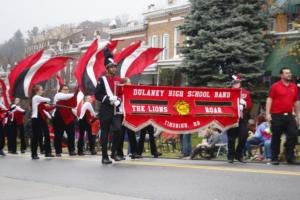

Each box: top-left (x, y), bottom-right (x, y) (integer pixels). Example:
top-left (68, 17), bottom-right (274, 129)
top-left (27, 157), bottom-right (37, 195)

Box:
top-left (0, 153), bottom-right (300, 200)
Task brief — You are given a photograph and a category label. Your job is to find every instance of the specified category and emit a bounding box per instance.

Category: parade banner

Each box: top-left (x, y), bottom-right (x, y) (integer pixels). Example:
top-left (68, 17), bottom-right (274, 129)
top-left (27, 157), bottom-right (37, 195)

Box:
top-left (123, 85), bottom-right (240, 133)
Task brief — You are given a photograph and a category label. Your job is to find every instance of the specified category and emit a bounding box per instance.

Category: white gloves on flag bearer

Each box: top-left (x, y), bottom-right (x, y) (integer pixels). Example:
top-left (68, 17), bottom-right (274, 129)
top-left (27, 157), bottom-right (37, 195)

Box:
top-left (109, 96), bottom-right (118, 101)
top-left (109, 95), bottom-right (121, 107)
top-left (239, 99), bottom-right (247, 111)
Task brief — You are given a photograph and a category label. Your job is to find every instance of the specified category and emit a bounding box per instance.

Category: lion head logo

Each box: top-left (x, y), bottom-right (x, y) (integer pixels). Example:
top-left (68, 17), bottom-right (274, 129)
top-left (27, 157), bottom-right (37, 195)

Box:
top-left (174, 100), bottom-right (190, 116)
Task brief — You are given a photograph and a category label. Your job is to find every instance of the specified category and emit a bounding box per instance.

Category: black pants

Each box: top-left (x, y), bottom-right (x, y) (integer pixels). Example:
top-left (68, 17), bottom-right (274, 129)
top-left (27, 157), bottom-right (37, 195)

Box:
top-left (100, 115), bottom-right (122, 160)
top-left (31, 118), bottom-right (41, 157)
top-left (127, 128), bottom-right (138, 155)
top-left (7, 121), bottom-right (17, 153)
top-left (112, 125), bottom-right (125, 157)
top-left (137, 125), bottom-right (158, 155)
top-left (31, 118), bottom-right (52, 156)
top-left (227, 118), bottom-right (248, 160)
top-left (78, 119), bottom-right (95, 153)
top-left (271, 114), bottom-right (298, 161)
top-left (17, 124), bottom-right (26, 151)
top-left (0, 122), bottom-right (5, 151)
top-left (53, 113), bottom-right (75, 154)
top-left (38, 128), bottom-right (44, 153)
top-left (116, 126), bottom-right (138, 157)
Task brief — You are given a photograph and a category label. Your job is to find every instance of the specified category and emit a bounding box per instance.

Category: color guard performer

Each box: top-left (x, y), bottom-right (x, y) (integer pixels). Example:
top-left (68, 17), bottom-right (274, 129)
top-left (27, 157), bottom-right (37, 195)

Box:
top-left (30, 85), bottom-right (51, 159)
top-left (53, 85), bottom-right (78, 157)
top-left (0, 101), bottom-right (8, 156)
top-left (77, 95), bottom-right (97, 155)
top-left (11, 98), bottom-right (26, 153)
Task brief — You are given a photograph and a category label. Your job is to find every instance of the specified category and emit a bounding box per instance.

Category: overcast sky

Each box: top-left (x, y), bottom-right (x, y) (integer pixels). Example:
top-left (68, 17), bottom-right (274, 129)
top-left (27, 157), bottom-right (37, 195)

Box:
top-left (0, 0), bottom-right (164, 43)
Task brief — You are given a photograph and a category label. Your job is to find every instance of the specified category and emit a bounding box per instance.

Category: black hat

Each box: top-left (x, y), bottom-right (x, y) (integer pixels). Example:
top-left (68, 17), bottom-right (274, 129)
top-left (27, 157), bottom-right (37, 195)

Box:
top-left (104, 47), bottom-right (117, 68)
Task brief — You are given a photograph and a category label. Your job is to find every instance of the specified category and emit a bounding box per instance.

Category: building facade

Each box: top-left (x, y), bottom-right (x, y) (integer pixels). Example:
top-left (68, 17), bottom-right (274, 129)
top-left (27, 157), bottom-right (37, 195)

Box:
top-left (266, 0), bottom-right (300, 76)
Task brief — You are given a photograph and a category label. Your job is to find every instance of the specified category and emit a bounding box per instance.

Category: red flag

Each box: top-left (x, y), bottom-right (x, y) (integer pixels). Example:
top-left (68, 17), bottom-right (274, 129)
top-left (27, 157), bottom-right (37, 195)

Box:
top-left (0, 79), bottom-right (10, 108)
top-left (9, 50), bottom-right (71, 98)
top-left (121, 47), bottom-right (163, 78)
top-left (28, 56), bottom-right (71, 96)
top-left (73, 39), bottom-right (119, 95)
top-left (74, 39), bottom-right (98, 92)
top-left (93, 40), bottom-right (120, 80)
top-left (114, 41), bottom-right (142, 64)
top-left (9, 50), bottom-right (44, 99)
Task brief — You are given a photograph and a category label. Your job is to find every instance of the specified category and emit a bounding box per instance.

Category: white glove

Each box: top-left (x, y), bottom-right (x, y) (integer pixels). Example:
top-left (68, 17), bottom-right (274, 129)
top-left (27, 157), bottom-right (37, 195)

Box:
top-left (114, 100), bottom-right (121, 107)
top-left (240, 99), bottom-right (247, 106)
top-left (239, 104), bottom-right (244, 111)
top-left (109, 96), bottom-right (118, 101)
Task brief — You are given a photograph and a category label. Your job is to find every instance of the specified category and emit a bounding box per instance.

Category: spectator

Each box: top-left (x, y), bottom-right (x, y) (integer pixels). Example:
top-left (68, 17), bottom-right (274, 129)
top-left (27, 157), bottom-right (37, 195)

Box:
top-left (180, 133), bottom-right (192, 157)
top-left (266, 67), bottom-right (299, 165)
top-left (190, 127), bottom-right (221, 159)
top-left (137, 125), bottom-right (162, 158)
top-left (245, 115), bottom-right (272, 161)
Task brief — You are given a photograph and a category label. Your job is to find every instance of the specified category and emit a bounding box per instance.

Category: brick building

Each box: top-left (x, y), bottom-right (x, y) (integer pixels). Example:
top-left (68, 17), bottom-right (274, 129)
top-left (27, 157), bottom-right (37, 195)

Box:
top-left (143, 0), bottom-right (189, 86)
top-left (266, 0), bottom-right (300, 76)
top-left (108, 0), bottom-right (190, 86)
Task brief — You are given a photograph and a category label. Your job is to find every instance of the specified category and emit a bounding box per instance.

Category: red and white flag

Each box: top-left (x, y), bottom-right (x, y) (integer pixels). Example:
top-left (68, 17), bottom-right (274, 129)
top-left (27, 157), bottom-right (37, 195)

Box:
top-left (74, 39), bottom-right (119, 95)
top-left (118, 45), bottom-right (163, 78)
top-left (9, 50), bottom-right (71, 98)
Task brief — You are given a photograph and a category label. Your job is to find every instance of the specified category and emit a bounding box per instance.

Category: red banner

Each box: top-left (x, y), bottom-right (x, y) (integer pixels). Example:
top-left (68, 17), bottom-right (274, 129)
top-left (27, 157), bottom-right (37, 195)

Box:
top-left (123, 85), bottom-right (241, 133)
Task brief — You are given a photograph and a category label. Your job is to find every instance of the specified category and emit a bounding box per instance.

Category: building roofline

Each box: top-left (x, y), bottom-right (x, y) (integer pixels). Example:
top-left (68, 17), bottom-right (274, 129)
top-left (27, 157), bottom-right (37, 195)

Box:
top-left (108, 24), bottom-right (146, 35)
top-left (143, 3), bottom-right (190, 19)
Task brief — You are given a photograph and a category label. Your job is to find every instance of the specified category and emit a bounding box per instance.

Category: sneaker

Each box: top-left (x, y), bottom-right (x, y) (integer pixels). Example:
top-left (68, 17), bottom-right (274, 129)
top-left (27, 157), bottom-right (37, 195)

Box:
top-left (91, 151), bottom-right (97, 155)
top-left (69, 152), bottom-right (76, 156)
top-left (32, 155), bottom-right (40, 160)
top-left (153, 152), bottom-right (162, 158)
top-left (0, 150), bottom-right (6, 156)
top-left (56, 153), bottom-right (62, 157)
top-left (271, 159), bottom-right (280, 165)
top-left (21, 150), bottom-right (26, 154)
top-left (78, 152), bottom-right (85, 156)
top-left (45, 153), bottom-right (55, 157)
top-left (112, 155), bottom-right (123, 161)
top-left (102, 158), bottom-right (112, 164)
top-left (131, 154), bottom-right (142, 159)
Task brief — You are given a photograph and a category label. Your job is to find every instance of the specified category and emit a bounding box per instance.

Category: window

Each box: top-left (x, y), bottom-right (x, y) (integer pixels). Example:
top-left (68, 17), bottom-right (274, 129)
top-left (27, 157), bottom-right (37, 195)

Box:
top-left (174, 28), bottom-right (181, 57)
top-left (162, 34), bottom-right (169, 60)
top-left (159, 35), bottom-right (163, 60)
top-left (151, 35), bottom-right (158, 47)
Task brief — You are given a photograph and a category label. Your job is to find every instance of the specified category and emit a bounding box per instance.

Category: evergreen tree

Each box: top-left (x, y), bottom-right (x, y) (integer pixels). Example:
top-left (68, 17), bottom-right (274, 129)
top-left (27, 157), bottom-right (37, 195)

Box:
top-left (180, 0), bottom-right (271, 88)
top-left (0, 30), bottom-right (25, 65)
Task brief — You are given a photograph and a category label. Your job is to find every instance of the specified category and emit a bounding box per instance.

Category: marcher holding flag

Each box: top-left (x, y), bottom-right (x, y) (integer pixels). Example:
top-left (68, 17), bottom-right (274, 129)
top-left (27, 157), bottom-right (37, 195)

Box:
top-left (227, 74), bottom-right (252, 163)
top-left (95, 47), bottom-right (123, 164)
top-left (30, 85), bottom-right (52, 160)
